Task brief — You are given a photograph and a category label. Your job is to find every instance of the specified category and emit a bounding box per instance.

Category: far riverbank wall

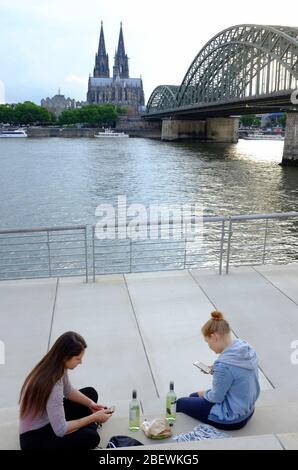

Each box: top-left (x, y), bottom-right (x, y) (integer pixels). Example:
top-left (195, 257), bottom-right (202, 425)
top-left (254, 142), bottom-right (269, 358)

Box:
top-left (26, 116), bottom-right (162, 139)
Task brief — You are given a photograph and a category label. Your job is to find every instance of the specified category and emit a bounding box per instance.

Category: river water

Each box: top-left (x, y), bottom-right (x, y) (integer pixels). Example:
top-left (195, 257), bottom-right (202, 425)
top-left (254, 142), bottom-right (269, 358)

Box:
top-left (0, 137), bottom-right (297, 276)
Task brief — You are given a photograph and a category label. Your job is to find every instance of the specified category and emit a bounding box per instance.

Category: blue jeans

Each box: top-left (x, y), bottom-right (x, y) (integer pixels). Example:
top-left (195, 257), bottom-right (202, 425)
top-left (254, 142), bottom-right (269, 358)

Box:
top-left (176, 392), bottom-right (253, 430)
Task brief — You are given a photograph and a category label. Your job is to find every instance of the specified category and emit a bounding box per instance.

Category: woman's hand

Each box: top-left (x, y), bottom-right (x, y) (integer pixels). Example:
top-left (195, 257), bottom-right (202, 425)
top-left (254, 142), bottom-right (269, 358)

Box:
top-left (89, 400), bottom-right (106, 413)
top-left (197, 390), bottom-right (205, 397)
top-left (92, 409), bottom-right (113, 423)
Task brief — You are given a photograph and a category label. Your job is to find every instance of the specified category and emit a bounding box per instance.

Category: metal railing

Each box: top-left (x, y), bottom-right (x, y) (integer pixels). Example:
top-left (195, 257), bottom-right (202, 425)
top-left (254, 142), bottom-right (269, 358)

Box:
top-left (225, 212), bottom-right (298, 274)
top-left (92, 212), bottom-right (298, 280)
top-left (0, 226), bottom-right (88, 282)
top-left (0, 212), bottom-right (298, 282)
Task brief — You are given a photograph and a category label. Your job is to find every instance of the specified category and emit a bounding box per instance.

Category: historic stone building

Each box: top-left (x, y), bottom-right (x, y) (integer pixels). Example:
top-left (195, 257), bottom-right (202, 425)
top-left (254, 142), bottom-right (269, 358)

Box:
top-left (87, 22), bottom-right (145, 112)
top-left (41, 91), bottom-right (85, 118)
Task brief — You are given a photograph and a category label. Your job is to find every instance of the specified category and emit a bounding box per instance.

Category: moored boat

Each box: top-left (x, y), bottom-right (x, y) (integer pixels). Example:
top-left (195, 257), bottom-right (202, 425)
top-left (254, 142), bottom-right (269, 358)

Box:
top-left (94, 128), bottom-right (129, 138)
top-left (0, 128), bottom-right (28, 138)
top-left (241, 133), bottom-right (284, 140)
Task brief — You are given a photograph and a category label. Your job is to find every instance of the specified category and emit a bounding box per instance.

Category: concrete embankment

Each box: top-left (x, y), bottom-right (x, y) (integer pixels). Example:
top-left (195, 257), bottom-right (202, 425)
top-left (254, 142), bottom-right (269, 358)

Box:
top-left (27, 127), bottom-right (97, 138)
top-left (115, 115), bottom-right (161, 138)
top-left (26, 116), bottom-right (162, 139)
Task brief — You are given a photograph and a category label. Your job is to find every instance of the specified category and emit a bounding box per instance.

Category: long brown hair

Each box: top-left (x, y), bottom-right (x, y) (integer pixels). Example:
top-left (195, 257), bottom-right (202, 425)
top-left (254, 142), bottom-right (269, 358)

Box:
top-left (19, 331), bottom-right (87, 419)
top-left (201, 311), bottom-right (231, 337)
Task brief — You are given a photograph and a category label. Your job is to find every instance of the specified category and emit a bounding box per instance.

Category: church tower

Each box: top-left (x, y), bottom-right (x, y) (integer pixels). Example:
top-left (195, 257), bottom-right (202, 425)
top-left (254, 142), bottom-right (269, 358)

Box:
top-left (87, 21), bottom-right (144, 111)
top-left (113, 22), bottom-right (129, 79)
top-left (93, 21), bottom-right (110, 78)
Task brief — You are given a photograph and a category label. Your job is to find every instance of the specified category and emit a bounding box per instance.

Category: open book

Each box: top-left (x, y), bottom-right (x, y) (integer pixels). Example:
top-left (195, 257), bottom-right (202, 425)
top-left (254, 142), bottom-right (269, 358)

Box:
top-left (193, 361), bottom-right (211, 374)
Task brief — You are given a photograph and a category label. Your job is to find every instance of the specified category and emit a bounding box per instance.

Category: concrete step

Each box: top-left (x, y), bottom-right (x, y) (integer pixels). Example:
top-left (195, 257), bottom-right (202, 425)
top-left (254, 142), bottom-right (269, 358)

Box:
top-left (3, 399), bottom-right (298, 450)
top-left (117, 434), bottom-right (284, 450)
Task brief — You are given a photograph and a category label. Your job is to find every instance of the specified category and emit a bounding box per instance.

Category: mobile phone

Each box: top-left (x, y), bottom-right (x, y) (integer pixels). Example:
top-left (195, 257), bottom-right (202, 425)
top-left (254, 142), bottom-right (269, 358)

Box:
top-left (193, 361), bottom-right (211, 374)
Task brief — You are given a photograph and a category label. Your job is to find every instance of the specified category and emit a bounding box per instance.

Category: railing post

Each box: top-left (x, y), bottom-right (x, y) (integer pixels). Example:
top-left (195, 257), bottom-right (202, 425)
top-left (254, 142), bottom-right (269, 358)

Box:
top-left (262, 219), bottom-right (269, 264)
top-left (84, 226), bottom-right (88, 284)
top-left (219, 219), bottom-right (225, 275)
top-left (46, 231), bottom-right (52, 277)
top-left (130, 238), bottom-right (132, 273)
top-left (226, 218), bottom-right (233, 274)
top-left (92, 226), bottom-right (95, 283)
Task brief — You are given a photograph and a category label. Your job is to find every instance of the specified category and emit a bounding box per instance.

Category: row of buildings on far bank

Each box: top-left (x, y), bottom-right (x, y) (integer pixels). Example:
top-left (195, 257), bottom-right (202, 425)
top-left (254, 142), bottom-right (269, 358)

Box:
top-left (41, 22), bottom-right (145, 118)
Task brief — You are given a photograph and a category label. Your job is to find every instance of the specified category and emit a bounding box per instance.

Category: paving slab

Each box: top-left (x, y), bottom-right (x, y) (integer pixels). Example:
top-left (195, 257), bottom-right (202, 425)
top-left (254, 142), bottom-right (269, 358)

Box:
top-left (0, 407), bottom-right (19, 449)
top-left (190, 266), bottom-right (298, 389)
top-left (227, 402), bottom-right (298, 437)
top-left (99, 412), bottom-right (208, 448)
top-left (254, 263), bottom-right (298, 305)
top-left (50, 276), bottom-right (157, 404)
top-left (277, 432), bottom-right (298, 450)
top-left (125, 270), bottom-right (217, 398)
top-left (0, 278), bottom-right (56, 408)
top-left (256, 388), bottom-right (298, 407)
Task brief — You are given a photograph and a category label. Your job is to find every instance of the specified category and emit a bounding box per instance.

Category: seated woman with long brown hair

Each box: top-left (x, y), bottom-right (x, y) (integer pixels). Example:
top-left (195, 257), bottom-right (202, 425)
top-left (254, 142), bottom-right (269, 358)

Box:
top-left (19, 331), bottom-right (112, 450)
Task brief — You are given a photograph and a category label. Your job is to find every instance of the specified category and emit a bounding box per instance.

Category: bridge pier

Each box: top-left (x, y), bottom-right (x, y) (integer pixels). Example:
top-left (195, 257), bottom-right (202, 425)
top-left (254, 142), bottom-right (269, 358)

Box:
top-left (161, 119), bottom-right (205, 141)
top-left (161, 117), bottom-right (239, 142)
top-left (282, 113), bottom-right (298, 166)
top-left (206, 117), bottom-right (239, 143)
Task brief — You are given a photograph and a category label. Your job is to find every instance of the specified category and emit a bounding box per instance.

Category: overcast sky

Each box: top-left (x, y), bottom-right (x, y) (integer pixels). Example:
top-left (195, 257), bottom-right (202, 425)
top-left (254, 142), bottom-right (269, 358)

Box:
top-left (0, 0), bottom-right (296, 105)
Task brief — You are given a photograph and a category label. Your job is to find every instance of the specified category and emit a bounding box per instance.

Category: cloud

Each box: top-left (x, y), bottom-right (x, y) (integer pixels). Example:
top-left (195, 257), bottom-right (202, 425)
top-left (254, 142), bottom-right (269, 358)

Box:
top-left (0, 81), bottom-right (5, 104)
top-left (65, 75), bottom-right (88, 86)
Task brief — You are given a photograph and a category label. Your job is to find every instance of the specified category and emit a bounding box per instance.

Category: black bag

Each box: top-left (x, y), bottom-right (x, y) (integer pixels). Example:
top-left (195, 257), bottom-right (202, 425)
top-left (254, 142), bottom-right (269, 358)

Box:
top-left (106, 435), bottom-right (143, 448)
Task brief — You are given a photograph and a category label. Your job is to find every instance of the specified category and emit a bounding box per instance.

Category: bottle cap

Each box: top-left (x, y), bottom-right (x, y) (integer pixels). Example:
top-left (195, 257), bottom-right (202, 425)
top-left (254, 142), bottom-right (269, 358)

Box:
top-left (132, 389), bottom-right (137, 399)
top-left (170, 381), bottom-right (174, 391)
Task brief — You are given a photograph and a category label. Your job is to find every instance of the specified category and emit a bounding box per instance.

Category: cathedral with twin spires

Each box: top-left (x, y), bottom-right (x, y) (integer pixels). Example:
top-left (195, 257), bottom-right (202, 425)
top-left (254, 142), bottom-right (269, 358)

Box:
top-left (87, 22), bottom-right (145, 112)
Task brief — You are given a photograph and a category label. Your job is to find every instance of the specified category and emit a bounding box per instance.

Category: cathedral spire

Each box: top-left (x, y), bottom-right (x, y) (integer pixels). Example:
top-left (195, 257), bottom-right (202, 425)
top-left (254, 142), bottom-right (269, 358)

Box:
top-left (117, 22), bottom-right (126, 56)
top-left (98, 21), bottom-right (107, 55)
top-left (113, 22), bottom-right (129, 79)
top-left (94, 21), bottom-right (110, 78)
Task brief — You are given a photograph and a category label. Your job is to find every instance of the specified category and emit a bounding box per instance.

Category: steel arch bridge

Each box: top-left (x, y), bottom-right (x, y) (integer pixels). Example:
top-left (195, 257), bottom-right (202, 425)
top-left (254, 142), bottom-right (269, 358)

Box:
top-left (146, 24), bottom-right (298, 117)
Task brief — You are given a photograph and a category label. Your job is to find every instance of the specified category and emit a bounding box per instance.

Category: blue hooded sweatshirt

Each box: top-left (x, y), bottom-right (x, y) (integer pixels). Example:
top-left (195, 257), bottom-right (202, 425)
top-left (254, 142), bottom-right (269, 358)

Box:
top-left (204, 339), bottom-right (260, 424)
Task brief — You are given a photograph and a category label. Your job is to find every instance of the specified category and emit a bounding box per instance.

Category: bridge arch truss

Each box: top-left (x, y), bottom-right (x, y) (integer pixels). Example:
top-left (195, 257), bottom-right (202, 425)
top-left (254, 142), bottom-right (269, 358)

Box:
top-left (147, 24), bottom-right (298, 113)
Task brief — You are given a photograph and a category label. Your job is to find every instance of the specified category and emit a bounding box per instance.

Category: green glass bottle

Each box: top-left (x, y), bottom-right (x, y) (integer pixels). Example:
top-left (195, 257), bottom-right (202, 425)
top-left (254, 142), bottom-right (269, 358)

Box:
top-left (129, 389), bottom-right (140, 431)
top-left (166, 381), bottom-right (177, 425)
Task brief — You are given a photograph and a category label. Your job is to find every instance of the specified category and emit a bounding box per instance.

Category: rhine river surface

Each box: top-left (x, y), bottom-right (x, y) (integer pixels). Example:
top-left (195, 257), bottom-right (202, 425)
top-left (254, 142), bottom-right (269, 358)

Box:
top-left (0, 137), bottom-right (297, 275)
top-left (0, 137), bottom-right (297, 229)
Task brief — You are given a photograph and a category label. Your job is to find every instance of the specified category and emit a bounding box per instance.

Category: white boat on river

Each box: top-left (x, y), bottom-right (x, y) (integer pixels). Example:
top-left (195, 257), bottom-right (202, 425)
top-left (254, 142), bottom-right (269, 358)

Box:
top-left (0, 128), bottom-right (28, 138)
top-left (94, 128), bottom-right (129, 138)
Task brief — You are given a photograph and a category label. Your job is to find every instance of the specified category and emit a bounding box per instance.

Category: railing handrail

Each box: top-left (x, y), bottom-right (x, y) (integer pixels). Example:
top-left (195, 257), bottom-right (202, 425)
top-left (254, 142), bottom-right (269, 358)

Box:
top-left (229, 211), bottom-right (298, 221)
top-left (0, 225), bottom-right (87, 235)
top-left (1, 213), bottom-right (296, 237)
top-left (92, 212), bottom-right (298, 230)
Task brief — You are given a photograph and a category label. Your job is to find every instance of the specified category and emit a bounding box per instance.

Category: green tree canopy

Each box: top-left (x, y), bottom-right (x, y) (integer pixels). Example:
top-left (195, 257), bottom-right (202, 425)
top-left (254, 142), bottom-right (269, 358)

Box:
top-left (0, 104), bottom-right (14, 124)
top-left (0, 102), bottom-right (54, 125)
top-left (277, 114), bottom-right (286, 128)
top-left (59, 104), bottom-right (119, 127)
top-left (240, 114), bottom-right (261, 127)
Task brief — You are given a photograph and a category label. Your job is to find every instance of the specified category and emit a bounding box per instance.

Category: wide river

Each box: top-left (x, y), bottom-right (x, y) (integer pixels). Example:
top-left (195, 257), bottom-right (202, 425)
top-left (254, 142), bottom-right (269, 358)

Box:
top-left (0, 137), bottom-right (297, 228)
top-left (0, 137), bottom-right (297, 275)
